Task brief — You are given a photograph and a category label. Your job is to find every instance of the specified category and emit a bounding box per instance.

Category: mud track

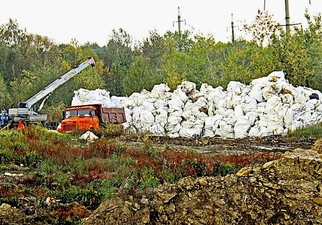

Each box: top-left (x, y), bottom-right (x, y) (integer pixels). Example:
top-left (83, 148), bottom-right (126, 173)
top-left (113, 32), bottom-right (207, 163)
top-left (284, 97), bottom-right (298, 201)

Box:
top-left (123, 135), bottom-right (316, 155)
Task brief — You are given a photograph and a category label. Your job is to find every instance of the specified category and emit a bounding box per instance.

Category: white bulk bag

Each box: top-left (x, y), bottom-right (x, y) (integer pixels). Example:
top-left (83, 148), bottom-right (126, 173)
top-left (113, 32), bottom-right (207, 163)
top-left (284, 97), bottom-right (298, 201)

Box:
top-left (180, 81), bottom-right (196, 96)
top-left (249, 87), bottom-right (264, 102)
top-left (151, 83), bottom-right (170, 95)
top-left (234, 117), bottom-right (252, 138)
top-left (242, 98), bottom-right (258, 113)
top-left (173, 88), bottom-right (189, 103)
top-left (168, 97), bottom-right (184, 112)
top-left (149, 123), bottom-right (165, 136)
top-left (219, 120), bottom-right (234, 138)
top-left (227, 81), bottom-right (246, 95)
top-left (140, 110), bottom-right (155, 127)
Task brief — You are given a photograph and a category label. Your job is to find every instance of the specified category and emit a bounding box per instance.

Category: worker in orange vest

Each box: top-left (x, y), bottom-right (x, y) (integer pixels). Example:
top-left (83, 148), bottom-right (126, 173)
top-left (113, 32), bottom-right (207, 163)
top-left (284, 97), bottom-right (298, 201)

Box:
top-left (17, 119), bottom-right (25, 130)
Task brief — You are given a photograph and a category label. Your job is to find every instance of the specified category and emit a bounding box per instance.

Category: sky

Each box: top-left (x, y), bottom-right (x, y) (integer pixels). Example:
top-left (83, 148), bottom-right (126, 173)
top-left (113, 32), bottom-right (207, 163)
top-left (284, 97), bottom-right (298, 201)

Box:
top-left (0, 0), bottom-right (321, 46)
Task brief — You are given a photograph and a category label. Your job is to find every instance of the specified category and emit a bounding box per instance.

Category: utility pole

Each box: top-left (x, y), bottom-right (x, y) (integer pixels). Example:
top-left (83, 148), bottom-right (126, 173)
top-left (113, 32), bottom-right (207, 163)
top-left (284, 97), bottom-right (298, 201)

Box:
top-left (173, 7), bottom-right (186, 37)
top-left (285, 0), bottom-right (290, 33)
top-left (266, 0), bottom-right (310, 32)
top-left (284, 0), bottom-right (306, 32)
top-left (231, 13), bottom-right (235, 43)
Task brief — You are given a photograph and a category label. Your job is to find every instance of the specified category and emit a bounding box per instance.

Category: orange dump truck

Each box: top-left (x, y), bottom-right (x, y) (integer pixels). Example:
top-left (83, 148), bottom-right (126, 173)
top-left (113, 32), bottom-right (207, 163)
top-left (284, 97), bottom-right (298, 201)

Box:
top-left (57, 104), bottom-right (126, 132)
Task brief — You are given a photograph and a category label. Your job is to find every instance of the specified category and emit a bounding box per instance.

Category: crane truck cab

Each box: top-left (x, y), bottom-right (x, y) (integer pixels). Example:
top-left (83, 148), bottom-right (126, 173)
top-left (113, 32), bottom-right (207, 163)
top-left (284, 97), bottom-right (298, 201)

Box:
top-left (57, 104), bottom-right (126, 132)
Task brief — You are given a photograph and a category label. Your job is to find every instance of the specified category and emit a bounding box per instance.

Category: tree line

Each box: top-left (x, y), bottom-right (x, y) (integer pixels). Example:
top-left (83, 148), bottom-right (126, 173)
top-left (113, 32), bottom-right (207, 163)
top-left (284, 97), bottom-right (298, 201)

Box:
top-left (0, 10), bottom-right (321, 120)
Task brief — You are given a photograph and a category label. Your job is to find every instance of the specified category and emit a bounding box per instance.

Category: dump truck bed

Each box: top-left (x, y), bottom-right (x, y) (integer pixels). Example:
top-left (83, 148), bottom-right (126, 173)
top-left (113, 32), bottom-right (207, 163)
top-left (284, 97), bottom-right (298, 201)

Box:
top-left (101, 107), bottom-right (127, 124)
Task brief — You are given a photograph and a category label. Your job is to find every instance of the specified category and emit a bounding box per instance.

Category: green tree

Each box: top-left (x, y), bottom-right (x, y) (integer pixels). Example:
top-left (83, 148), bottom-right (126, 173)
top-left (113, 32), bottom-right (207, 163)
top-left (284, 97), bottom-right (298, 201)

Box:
top-left (101, 28), bottom-right (134, 96)
top-left (9, 70), bottom-right (36, 108)
top-left (0, 75), bottom-right (11, 109)
top-left (0, 19), bottom-right (31, 84)
top-left (123, 54), bottom-right (158, 95)
top-left (141, 30), bottom-right (165, 62)
top-left (185, 35), bottom-right (224, 88)
top-left (301, 11), bottom-right (322, 89)
top-left (160, 35), bottom-right (188, 90)
top-left (270, 33), bottom-right (311, 86)
top-left (215, 40), bottom-right (280, 87)
top-left (268, 11), bottom-right (322, 87)
top-left (30, 34), bottom-right (60, 67)
top-left (122, 30), bottom-right (169, 94)
top-left (0, 18), bottom-right (28, 47)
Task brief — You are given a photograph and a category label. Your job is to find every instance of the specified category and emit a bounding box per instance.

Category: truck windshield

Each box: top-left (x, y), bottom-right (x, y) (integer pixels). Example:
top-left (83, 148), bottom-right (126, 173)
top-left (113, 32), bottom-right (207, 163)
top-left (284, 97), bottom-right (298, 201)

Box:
top-left (77, 109), bottom-right (91, 116)
top-left (65, 109), bottom-right (91, 118)
top-left (65, 110), bottom-right (77, 118)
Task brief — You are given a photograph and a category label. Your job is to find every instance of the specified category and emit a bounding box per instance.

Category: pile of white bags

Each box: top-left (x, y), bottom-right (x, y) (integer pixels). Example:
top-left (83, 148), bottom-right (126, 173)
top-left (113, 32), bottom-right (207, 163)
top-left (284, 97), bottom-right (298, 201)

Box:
top-left (72, 88), bottom-right (122, 108)
top-left (71, 71), bottom-right (322, 138)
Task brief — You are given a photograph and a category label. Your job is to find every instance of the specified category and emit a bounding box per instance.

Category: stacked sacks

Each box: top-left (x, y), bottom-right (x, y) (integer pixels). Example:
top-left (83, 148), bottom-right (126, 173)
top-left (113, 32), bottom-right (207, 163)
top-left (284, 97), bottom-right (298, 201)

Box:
top-left (71, 71), bottom-right (322, 138)
top-left (120, 84), bottom-right (172, 135)
top-left (72, 88), bottom-right (122, 108)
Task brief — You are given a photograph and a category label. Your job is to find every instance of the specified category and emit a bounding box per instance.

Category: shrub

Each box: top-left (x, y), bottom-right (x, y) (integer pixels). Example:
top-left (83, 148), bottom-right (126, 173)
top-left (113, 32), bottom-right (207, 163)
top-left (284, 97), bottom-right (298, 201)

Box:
top-left (213, 162), bottom-right (235, 176)
top-left (139, 176), bottom-right (160, 189)
top-left (91, 178), bottom-right (124, 201)
top-left (53, 185), bottom-right (100, 208)
top-left (0, 164), bottom-right (8, 173)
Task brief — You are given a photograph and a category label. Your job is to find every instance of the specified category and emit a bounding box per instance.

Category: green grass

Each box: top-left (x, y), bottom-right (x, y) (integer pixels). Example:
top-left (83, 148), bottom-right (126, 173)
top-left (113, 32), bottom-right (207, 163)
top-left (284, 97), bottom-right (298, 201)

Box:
top-left (288, 123), bottom-right (322, 138)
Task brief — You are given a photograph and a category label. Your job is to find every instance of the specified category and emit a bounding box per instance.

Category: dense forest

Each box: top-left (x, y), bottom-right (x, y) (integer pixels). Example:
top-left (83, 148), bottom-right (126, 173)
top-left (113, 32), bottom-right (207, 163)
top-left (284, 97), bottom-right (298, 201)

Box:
top-left (0, 10), bottom-right (321, 121)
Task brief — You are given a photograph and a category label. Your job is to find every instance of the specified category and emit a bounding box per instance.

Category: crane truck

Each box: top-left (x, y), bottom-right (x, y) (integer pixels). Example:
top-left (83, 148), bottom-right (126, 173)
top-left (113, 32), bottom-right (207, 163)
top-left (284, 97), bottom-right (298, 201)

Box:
top-left (0, 57), bottom-right (96, 129)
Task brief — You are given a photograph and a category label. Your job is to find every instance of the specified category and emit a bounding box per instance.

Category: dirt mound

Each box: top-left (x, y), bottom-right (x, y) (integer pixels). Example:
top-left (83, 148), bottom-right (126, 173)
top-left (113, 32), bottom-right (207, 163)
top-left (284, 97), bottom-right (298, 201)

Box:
top-left (84, 139), bottom-right (322, 225)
